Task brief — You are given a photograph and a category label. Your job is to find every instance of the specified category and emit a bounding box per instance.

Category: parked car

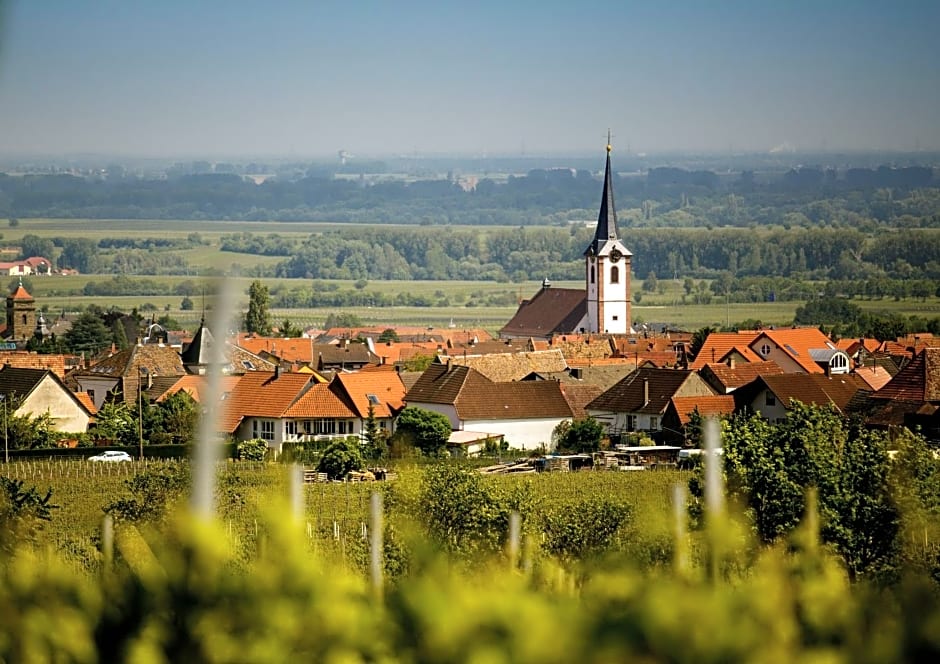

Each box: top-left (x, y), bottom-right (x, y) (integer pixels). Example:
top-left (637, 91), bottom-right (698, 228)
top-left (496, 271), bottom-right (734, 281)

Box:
top-left (88, 450), bottom-right (133, 462)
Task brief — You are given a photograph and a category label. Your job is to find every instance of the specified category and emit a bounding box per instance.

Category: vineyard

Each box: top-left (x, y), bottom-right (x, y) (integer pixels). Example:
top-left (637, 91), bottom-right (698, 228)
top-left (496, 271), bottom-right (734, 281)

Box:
top-left (1, 451), bottom-right (939, 661)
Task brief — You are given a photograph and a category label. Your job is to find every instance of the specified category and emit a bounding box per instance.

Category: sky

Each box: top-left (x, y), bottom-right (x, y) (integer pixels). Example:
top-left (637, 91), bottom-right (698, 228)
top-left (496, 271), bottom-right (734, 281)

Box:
top-left (0, 0), bottom-right (939, 158)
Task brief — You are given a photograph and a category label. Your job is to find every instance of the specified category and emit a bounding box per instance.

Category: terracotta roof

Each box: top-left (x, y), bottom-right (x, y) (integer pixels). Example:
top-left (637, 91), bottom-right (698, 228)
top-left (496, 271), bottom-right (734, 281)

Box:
top-left (332, 368), bottom-right (406, 418)
top-left (237, 337), bottom-right (319, 363)
top-left (587, 367), bottom-right (703, 415)
top-left (690, 332), bottom-right (760, 369)
top-left (699, 361), bottom-right (786, 393)
top-left (444, 349), bottom-right (568, 382)
top-left (8, 284), bottom-right (33, 301)
top-left (669, 395), bottom-right (736, 426)
top-left (872, 348), bottom-right (940, 403)
top-left (852, 365), bottom-right (893, 391)
top-left (371, 341), bottom-right (440, 365)
top-left (0, 351), bottom-right (69, 378)
top-left (155, 375), bottom-right (242, 404)
top-left (739, 373), bottom-right (870, 413)
top-left (219, 371), bottom-right (319, 433)
top-left (75, 392), bottom-right (97, 415)
top-left (753, 328), bottom-right (837, 374)
top-left (283, 382), bottom-right (356, 419)
top-left (500, 287), bottom-right (586, 339)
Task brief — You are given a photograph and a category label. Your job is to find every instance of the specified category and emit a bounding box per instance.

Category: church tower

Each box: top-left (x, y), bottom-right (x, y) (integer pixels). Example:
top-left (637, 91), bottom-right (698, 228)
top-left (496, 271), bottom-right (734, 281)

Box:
top-left (5, 279), bottom-right (37, 342)
top-left (584, 138), bottom-right (632, 334)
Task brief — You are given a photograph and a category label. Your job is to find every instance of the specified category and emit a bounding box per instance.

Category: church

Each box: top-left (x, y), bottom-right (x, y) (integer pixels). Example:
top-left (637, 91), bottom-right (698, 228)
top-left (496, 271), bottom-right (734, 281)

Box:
top-left (500, 142), bottom-right (633, 340)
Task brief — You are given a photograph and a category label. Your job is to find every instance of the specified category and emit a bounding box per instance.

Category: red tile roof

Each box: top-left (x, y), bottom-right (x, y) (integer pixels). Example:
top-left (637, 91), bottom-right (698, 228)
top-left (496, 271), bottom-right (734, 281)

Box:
top-left (156, 375), bottom-right (242, 404)
top-left (690, 332), bottom-right (761, 369)
top-left (699, 361), bottom-right (785, 392)
top-left (332, 369), bottom-right (406, 419)
top-left (669, 395), bottom-right (736, 426)
top-left (852, 365), bottom-right (893, 391)
top-left (219, 371), bottom-right (319, 433)
top-left (744, 373), bottom-right (870, 413)
top-left (9, 284), bottom-right (33, 301)
top-left (872, 348), bottom-right (940, 403)
top-left (753, 328), bottom-right (836, 374)
top-left (283, 383), bottom-right (355, 419)
top-left (588, 367), bottom-right (707, 415)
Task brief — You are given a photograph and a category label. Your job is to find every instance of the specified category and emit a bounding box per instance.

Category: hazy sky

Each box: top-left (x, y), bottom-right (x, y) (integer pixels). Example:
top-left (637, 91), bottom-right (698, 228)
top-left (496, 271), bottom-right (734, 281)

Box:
top-left (1, 0), bottom-right (938, 157)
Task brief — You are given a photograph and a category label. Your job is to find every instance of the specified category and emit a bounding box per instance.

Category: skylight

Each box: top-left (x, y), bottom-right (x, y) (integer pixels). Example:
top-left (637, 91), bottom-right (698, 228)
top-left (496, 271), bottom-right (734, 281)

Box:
top-left (784, 344), bottom-right (799, 356)
top-left (367, 394), bottom-right (380, 404)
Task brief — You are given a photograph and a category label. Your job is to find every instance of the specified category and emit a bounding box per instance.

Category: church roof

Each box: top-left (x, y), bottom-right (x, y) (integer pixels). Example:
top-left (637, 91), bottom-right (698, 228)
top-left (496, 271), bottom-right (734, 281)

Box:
top-left (8, 284), bottom-right (33, 301)
top-left (499, 286), bottom-right (586, 339)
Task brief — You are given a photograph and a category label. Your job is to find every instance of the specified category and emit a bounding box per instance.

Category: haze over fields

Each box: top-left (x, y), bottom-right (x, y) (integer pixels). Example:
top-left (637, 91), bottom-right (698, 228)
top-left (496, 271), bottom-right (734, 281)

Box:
top-left (0, 0), bottom-right (938, 158)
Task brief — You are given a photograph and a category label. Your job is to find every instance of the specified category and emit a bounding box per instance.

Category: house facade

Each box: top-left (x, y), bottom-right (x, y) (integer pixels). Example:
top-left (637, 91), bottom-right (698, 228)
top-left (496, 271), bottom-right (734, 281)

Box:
top-left (0, 366), bottom-right (93, 433)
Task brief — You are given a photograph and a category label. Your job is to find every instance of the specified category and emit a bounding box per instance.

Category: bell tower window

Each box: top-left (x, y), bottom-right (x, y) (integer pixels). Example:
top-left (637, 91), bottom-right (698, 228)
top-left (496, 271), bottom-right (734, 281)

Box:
top-left (610, 266), bottom-right (619, 284)
top-left (590, 266), bottom-right (595, 284)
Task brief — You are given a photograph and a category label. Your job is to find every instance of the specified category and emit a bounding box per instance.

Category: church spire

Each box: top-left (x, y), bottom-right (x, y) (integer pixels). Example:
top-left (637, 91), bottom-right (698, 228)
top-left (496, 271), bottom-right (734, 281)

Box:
top-left (585, 131), bottom-right (619, 256)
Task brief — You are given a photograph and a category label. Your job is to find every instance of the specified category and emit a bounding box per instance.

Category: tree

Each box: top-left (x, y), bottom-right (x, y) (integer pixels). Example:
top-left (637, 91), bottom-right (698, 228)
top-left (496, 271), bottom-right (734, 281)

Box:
top-left (377, 328), bottom-right (399, 343)
top-left (7, 217), bottom-right (18, 228)
top-left (395, 406), bottom-right (451, 456)
top-left (18, 234), bottom-right (53, 261)
top-left (180, 296), bottom-right (194, 311)
top-left (642, 270), bottom-right (658, 293)
top-left (154, 391), bottom-right (199, 445)
top-left (316, 437), bottom-right (364, 480)
top-left (363, 401), bottom-right (386, 461)
top-left (554, 417), bottom-right (603, 453)
top-left (245, 280), bottom-right (272, 336)
top-left (688, 326), bottom-right (714, 362)
top-left (111, 319), bottom-right (129, 350)
top-left (92, 401), bottom-right (137, 446)
top-left (63, 311), bottom-right (111, 355)
top-left (279, 318), bottom-right (301, 338)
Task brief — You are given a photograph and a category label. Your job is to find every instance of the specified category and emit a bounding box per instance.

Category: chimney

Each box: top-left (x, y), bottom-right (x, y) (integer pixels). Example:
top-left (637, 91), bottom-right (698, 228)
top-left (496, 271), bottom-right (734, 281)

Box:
top-left (643, 378), bottom-right (649, 405)
top-left (728, 355), bottom-right (736, 369)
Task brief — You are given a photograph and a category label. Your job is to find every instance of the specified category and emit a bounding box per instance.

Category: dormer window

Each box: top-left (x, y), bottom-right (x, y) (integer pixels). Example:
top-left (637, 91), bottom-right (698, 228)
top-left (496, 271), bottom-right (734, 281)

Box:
top-left (759, 343), bottom-right (772, 358)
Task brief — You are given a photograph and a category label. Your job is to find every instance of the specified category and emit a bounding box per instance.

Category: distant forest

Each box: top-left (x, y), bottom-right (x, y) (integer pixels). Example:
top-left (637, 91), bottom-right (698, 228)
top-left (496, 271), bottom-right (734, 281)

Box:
top-left (1, 164), bottom-right (938, 227)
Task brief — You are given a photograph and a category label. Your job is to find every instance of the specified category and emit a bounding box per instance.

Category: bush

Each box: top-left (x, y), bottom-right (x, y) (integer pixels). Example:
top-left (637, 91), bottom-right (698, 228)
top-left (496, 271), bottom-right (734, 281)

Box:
top-left (237, 438), bottom-right (268, 462)
top-left (316, 437), bottom-right (364, 480)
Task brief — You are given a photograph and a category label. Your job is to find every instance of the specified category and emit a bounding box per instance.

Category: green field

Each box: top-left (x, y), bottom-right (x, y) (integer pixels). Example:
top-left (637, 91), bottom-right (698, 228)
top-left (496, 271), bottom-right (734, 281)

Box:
top-left (5, 218), bottom-right (940, 333)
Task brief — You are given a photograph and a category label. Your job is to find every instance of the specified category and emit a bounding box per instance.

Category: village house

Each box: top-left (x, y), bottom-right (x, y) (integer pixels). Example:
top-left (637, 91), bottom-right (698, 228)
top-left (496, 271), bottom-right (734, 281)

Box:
top-left (661, 395), bottom-right (736, 445)
top-left (865, 347), bottom-right (940, 442)
top-left (0, 365), bottom-right (94, 434)
top-left (404, 362), bottom-right (578, 451)
top-left (585, 366), bottom-right (716, 439)
top-left (732, 373), bottom-right (871, 424)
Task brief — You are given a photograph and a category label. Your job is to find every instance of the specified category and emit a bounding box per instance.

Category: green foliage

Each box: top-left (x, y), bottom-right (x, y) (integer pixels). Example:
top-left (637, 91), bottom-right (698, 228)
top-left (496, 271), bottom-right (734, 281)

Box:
top-left (413, 464), bottom-right (532, 557)
top-left (714, 404), bottom-right (900, 580)
top-left (103, 463), bottom-right (189, 524)
top-left (63, 310), bottom-right (111, 355)
top-left (395, 406), bottom-right (451, 456)
top-left (0, 477), bottom-right (56, 554)
top-left (236, 438), bottom-right (268, 462)
top-left (92, 400), bottom-right (137, 446)
top-left (316, 437), bottom-right (365, 480)
top-left (245, 279), bottom-right (272, 335)
top-left (7, 411), bottom-right (60, 449)
top-left (377, 327), bottom-right (399, 343)
top-left (152, 391), bottom-right (199, 445)
top-left (554, 417), bottom-right (603, 453)
top-left (278, 318), bottom-right (301, 337)
top-left (180, 296), bottom-right (194, 310)
top-left (541, 498), bottom-right (631, 561)
top-left (323, 311), bottom-right (363, 329)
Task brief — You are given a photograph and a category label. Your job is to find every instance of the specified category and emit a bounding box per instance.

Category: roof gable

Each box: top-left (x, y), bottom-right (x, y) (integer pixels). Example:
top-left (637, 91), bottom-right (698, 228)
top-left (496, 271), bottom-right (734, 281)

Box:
top-left (332, 369), bottom-right (406, 418)
top-left (668, 395), bottom-right (736, 426)
top-left (741, 373), bottom-right (869, 413)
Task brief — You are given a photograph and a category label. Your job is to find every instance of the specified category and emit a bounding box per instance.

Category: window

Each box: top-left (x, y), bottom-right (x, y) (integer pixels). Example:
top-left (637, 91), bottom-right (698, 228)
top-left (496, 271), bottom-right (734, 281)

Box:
top-left (649, 416), bottom-right (659, 430)
top-left (610, 266), bottom-right (620, 284)
top-left (590, 266), bottom-right (595, 284)
top-left (626, 415), bottom-right (636, 431)
top-left (765, 391), bottom-right (776, 406)
top-left (285, 421), bottom-right (297, 436)
top-left (260, 420), bottom-right (275, 441)
top-left (367, 394), bottom-right (380, 405)
top-left (339, 421), bottom-right (347, 434)
top-left (87, 389), bottom-right (95, 402)
top-left (831, 354), bottom-right (848, 371)
top-left (303, 420), bottom-right (313, 434)
top-left (379, 420), bottom-right (387, 429)
top-left (612, 315), bottom-right (618, 321)
top-left (759, 343), bottom-right (772, 358)
top-left (242, 360), bottom-right (255, 370)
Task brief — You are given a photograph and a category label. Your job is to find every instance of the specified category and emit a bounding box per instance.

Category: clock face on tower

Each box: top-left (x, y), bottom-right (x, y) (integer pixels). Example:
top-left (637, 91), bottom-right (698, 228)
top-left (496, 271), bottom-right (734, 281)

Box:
top-left (609, 248), bottom-right (622, 263)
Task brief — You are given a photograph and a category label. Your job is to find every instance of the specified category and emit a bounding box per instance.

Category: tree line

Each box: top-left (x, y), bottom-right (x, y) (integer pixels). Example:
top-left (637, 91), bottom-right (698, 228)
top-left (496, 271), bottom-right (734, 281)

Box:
top-left (2, 166), bottom-right (939, 227)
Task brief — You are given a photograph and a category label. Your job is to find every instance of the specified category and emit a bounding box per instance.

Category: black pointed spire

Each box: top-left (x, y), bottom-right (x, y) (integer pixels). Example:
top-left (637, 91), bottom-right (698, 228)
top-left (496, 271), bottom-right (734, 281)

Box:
top-left (585, 135), bottom-right (619, 256)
